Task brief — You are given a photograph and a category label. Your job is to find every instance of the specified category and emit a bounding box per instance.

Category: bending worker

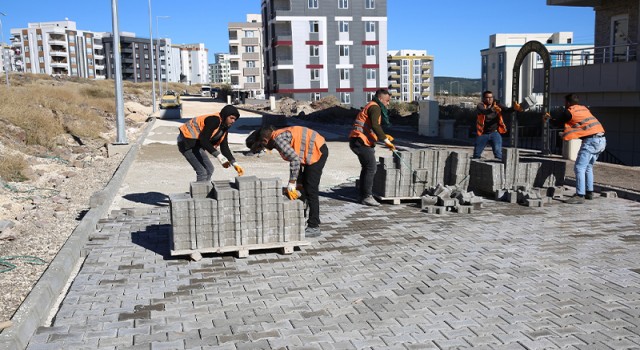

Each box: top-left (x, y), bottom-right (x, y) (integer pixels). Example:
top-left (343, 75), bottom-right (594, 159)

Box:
top-left (247, 126), bottom-right (328, 238)
top-left (349, 88), bottom-right (396, 207)
top-left (177, 105), bottom-right (244, 182)
top-left (474, 90), bottom-right (522, 161)
top-left (544, 93), bottom-right (606, 204)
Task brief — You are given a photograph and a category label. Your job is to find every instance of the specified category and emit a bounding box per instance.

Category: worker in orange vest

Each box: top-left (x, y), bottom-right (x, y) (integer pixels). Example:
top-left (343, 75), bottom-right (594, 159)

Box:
top-left (246, 126), bottom-right (328, 238)
top-left (474, 90), bottom-right (522, 160)
top-left (544, 93), bottom-right (606, 204)
top-left (177, 105), bottom-right (244, 182)
top-left (349, 88), bottom-right (396, 206)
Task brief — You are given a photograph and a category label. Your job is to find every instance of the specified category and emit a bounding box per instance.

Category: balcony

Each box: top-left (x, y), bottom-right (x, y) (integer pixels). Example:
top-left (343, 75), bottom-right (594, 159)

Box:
top-left (243, 67), bottom-right (260, 76)
top-left (50, 50), bottom-right (68, 57)
top-left (389, 73), bottom-right (400, 79)
top-left (389, 83), bottom-right (400, 88)
top-left (242, 37), bottom-right (260, 46)
top-left (389, 65), bottom-right (400, 70)
top-left (50, 61), bottom-right (68, 68)
top-left (243, 52), bottom-right (260, 61)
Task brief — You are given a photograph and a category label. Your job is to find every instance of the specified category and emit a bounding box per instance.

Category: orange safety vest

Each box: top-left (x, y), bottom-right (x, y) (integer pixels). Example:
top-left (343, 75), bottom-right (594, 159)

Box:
top-left (271, 126), bottom-right (325, 165)
top-left (561, 105), bottom-right (605, 141)
top-left (476, 104), bottom-right (507, 136)
top-left (179, 113), bottom-right (227, 147)
top-left (349, 101), bottom-right (381, 147)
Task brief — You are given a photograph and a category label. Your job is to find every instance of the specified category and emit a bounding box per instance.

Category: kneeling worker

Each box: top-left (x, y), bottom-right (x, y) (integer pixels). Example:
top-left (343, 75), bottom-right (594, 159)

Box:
top-left (177, 105), bottom-right (244, 182)
top-left (247, 126), bottom-right (328, 238)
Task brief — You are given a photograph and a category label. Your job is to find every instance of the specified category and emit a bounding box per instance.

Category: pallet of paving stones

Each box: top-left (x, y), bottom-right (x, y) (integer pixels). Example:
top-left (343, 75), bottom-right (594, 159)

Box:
top-left (169, 176), bottom-right (309, 260)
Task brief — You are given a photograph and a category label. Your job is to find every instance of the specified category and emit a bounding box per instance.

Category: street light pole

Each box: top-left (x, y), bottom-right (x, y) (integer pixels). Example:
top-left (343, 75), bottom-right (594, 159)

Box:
top-left (0, 12), bottom-right (10, 86)
top-left (156, 16), bottom-right (169, 97)
top-left (111, 0), bottom-right (127, 144)
top-left (147, 0), bottom-right (156, 113)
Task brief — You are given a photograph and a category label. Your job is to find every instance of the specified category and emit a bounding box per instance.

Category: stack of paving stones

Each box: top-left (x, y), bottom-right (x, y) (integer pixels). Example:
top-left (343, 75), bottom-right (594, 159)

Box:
top-left (420, 183), bottom-right (484, 214)
top-left (469, 147), bottom-right (567, 207)
top-left (373, 148), bottom-right (472, 198)
top-left (169, 175), bottom-right (305, 256)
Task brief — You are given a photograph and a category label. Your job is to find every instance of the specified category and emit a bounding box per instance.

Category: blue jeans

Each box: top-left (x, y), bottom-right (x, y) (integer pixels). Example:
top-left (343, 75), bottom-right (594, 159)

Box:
top-left (473, 131), bottom-right (503, 160)
top-left (574, 136), bottom-right (606, 196)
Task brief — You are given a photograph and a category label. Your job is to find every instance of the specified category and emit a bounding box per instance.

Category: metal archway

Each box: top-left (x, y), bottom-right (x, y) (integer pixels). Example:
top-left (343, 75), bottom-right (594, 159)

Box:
top-left (511, 40), bottom-right (551, 155)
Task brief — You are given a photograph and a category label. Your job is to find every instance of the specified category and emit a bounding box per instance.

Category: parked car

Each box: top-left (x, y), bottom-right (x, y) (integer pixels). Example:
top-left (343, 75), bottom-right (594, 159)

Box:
top-left (160, 90), bottom-right (181, 109)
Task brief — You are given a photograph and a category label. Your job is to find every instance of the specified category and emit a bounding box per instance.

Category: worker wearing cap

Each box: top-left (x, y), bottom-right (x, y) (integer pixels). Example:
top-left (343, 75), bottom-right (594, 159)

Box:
top-left (544, 93), bottom-right (606, 204)
top-left (177, 105), bottom-right (244, 182)
top-left (349, 88), bottom-right (396, 207)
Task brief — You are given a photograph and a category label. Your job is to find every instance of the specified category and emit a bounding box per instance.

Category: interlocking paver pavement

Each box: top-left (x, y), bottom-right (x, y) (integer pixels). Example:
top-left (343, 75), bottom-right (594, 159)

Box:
top-left (26, 184), bottom-right (640, 349)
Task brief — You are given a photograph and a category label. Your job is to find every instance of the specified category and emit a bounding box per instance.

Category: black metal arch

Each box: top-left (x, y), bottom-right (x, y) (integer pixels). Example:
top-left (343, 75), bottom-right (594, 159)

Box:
top-left (511, 40), bottom-right (552, 154)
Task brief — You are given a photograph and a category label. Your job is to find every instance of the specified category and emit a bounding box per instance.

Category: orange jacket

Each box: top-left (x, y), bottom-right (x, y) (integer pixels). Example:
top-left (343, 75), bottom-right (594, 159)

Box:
top-left (271, 126), bottom-right (326, 165)
top-left (349, 101), bottom-right (381, 146)
top-left (561, 105), bottom-right (605, 141)
top-left (476, 104), bottom-right (507, 136)
top-left (179, 113), bottom-right (227, 147)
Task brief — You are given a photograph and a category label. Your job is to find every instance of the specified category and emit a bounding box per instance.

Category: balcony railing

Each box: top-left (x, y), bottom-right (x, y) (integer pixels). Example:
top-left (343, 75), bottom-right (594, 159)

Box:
top-left (545, 43), bottom-right (637, 67)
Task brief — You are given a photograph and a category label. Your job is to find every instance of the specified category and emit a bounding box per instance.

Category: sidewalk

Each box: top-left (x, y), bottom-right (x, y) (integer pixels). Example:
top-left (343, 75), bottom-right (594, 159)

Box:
top-left (5, 107), bottom-right (640, 349)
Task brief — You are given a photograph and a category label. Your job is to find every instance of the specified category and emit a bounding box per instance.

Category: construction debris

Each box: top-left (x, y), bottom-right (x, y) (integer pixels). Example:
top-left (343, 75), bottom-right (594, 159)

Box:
top-left (420, 183), bottom-right (483, 214)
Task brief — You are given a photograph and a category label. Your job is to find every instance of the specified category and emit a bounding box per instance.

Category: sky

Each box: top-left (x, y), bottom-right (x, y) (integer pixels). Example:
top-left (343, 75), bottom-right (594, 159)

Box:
top-left (1, 0), bottom-right (595, 79)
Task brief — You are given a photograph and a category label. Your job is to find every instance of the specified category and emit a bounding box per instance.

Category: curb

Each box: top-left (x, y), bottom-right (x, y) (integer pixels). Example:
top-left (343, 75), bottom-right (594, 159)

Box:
top-left (0, 118), bottom-right (157, 350)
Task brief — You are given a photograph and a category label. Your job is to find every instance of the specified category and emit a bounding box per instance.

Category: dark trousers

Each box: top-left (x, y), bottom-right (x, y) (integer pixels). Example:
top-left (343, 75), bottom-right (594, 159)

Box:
top-left (178, 141), bottom-right (214, 182)
top-left (349, 138), bottom-right (377, 198)
top-left (298, 144), bottom-right (328, 228)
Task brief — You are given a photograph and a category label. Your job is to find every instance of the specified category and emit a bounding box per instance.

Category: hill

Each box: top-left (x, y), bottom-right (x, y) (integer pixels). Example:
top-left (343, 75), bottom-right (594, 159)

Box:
top-left (434, 77), bottom-right (482, 97)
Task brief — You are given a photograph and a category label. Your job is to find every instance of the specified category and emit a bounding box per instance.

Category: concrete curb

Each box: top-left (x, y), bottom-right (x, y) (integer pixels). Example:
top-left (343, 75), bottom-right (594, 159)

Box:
top-left (0, 118), bottom-right (157, 350)
top-left (564, 178), bottom-right (640, 202)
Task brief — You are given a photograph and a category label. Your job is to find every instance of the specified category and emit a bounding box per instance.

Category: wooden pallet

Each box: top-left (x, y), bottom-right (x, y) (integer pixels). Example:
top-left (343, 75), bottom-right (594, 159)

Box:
top-left (171, 240), bottom-right (310, 261)
top-left (374, 195), bottom-right (421, 205)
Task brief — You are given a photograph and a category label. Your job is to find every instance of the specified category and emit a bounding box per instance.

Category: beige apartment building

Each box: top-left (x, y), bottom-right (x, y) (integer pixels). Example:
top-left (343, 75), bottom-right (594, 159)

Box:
top-left (387, 49), bottom-right (434, 102)
top-left (228, 14), bottom-right (264, 98)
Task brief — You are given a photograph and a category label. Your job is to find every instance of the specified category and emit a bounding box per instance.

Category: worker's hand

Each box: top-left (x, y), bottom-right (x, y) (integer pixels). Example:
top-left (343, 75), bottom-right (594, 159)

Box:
top-left (493, 103), bottom-right (502, 114)
top-left (543, 112), bottom-right (551, 123)
top-left (233, 162), bottom-right (244, 176)
top-left (385, 134), bottom-right (394, 142)
top-left (513, 101), bottom-right (523, 112)
top-left (384, 139), bottom-right (396, 151)
top-left (286, 182), bottom-right (300, 200)
top-left (216, 154), bottom-right (231, 168)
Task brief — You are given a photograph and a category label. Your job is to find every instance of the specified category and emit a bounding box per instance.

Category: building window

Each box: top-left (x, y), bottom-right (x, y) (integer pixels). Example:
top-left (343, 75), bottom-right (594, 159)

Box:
top-left (246, 60), bottom-right (256, 68)
top-left (246, 46), bottom-right (256, 53)
top-left (38, 45), bottom-right (43, 52)
top-left (37, 34), bottom-right (42, 41)
top-left (310, 69), bottom-right (320, 80)
top-left (38, 56), bottom-right (44, 63)
top-left (365, 0), bottom-right (375, 9)
top-left (340, 92), bottom-right (351, 104)
top-left (247, 76), bottom-right (256, 83)
top-left (69, 36), bottom-right (76, 43)
top-left (414, 84), bottom-right (421, 93)
top-left (366, 45), bottom-right (376, 57)
top-left (309, 45), bottom-right (319, 57)
top-left (143, 44), bottom-right (148, 49)
top-left (311, 92), bottom-right (321, 101)
top-left (365, 21), bottom-right (376, 33)
top-left (71, 57), bottom-right (77, 64)
top-left (366, 69), bottom-right (376, 80)
top-left (339, 69), bottom-right (349, 80)
top-left (338, 0), bottom-right (348, 9)
top-left (309, 21), bottom-right (319, 33)
top-left (244, 30), bottom-right (255, 38)
top-left (339, 45), bottom-right (349, 57)
top-left (308, 0), bottom-right (318, 8)
top-left (339, 21), bottom-right (349, 33)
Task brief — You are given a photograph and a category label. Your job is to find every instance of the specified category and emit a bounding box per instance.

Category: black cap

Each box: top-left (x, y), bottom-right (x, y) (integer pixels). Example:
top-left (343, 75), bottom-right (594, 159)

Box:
top-left (220, 105), bottom-right (240, 119)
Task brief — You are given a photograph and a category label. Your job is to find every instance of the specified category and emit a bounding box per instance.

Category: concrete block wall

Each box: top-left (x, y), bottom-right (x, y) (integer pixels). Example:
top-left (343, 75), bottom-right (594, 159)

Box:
top-left (170, 176), bottom-right (305, 253)
top-left (373, 149), bottom-right (472, 198)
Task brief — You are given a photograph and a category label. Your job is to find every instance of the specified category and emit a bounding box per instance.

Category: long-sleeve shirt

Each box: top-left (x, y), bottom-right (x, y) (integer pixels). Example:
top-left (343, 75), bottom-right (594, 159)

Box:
top-left (367, 104), bottom-right (388, 141)
top-left (547, 109), bottom-right (573, 128)
top-left (270, 131), bottom-right (301, 182)
top-left (475, 101), bottom-right (515, 134)
top-left (180, 116), bottom-right (235, 163)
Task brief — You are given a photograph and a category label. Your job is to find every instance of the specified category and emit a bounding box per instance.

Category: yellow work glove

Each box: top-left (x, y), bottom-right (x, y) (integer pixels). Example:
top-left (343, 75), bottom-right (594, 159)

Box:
top-left (385, 134), bottom-right (394, 142)
top-left (286, 182), bottom-right (300, 200)
top-left (216, 154), bottom-right (231, 168)
top-left (233, 163), bottom-right (244, 176)
top-left (384, 138), bottom-right (396, 151)
top-left (513, 101), bottom-right (523, 112)
top-left (493, 103), bottom-right (502, 114)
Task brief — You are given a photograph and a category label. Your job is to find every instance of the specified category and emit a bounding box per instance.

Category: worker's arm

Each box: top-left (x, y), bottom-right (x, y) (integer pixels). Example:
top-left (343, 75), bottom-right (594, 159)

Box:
top-left (368, 105), bottom-right (388, 141)
top-left (218, 136), bottom-right (236, 164)
top-left (476, 102), bottom-right (493, 115)
top-left (199, 116), bottom-right (222, 156)
top-left (273, 131), bottom-right (301, 182)
top-left (546, 109), bottom-right (572, 128)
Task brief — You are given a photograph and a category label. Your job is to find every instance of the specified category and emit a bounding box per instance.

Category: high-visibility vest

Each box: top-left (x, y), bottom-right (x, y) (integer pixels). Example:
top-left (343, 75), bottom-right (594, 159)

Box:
top-left (476, 104), bottom-right (507, 136)
top-left (349, 101), bottom-right (381, 146)
top-left (179, 113), bottom-right (227, 146)
top-left (271, 126), bottom-right (325, 165)
top-left (561, 105), bottom-right (605, 141)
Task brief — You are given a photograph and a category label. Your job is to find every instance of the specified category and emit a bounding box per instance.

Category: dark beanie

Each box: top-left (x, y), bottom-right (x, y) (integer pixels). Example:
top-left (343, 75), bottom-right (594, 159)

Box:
top-left (220, 105), bottom-right (240, 119)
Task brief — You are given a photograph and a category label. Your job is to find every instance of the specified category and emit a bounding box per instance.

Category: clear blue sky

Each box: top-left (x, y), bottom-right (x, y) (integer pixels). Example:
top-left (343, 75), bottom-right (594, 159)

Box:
top-left (1, 0), bottom-right (594, 78)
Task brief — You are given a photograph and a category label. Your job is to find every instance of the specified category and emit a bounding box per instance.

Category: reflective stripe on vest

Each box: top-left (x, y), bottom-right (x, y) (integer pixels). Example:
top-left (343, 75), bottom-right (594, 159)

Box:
top-left (561, 105), bottom-right (605, 141)
top-left (349, 101), bottom-right (380, 146)
top-left (476, 105), bottom-right (506, 136)
top-left (179, 113), bottom-right (226, 146)
top-left (272, 126), bottom-right (325, 165)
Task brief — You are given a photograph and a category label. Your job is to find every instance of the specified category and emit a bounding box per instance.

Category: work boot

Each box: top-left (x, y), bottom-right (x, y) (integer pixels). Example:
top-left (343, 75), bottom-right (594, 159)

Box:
top-left (565, 195), bottom-right (585, 204)
top-left (361, 195), bottom-right (380, 207)
top-left (305, 226), bottom-right (321, 238)
top-left (585, 191), bottom-right (594, 200)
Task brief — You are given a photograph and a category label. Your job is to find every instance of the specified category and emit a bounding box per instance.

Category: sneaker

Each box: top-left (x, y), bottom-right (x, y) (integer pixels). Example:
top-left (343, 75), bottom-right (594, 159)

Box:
top-left (585, 191), bottom-right (594, 200)
top-left (565, 195), bottom-right (585, 204)
top-left (305, 226), bottom-right (321, 238)
top-left (361, 195), bottom-right (380, 207)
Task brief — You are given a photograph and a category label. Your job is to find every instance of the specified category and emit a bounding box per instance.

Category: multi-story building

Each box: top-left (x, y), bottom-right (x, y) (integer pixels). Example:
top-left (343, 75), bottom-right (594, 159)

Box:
top-left (102, 33), bottom-right (166, 83)
top-left (261, 0), bottom-right (388, 107)
top-left (178, 43), bottom-right (209, 85)
top-left (387, 49), bottom-right (434, 102)
top-left (211, 52), bottom-right (231, 85)
top-left (165, 41), bottom-right (182, 84)
top-left (229, 14), bottom-right (264, 98)
top-left (9, 20), bottom-right (106, 79)
top-left (481, 32), bottom-right (592, 107)
top-left (544, 0), bottom-right (640, 166)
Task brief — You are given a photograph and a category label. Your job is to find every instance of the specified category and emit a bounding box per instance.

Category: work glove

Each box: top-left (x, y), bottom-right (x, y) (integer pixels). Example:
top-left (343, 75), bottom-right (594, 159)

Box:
top-left (216, 154), bottom-right (231, 168)
top-left (286, 182), bottom-right (300, 200)
top-left (543, 112), bottom-right (551, 123)
top-left (513, 101), bottom-right (523, 112)
top-left (385, 134), bottom-right (394, 142)
top-left (233, 162), bottom-right (244, 176)
top-left (493, 103), bottom-right (502, 114)
top-left (384, 138), bottom-right (396, 151)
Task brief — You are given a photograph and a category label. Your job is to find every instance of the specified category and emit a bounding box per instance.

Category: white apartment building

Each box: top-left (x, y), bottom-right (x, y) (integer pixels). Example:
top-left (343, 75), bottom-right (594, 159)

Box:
top-left (166, 42), bottom-right (182, 84)
top-left (10, 20), bottom-right (106, 79)
top-left (211, 52), bottom-right (231, 85)
top-left (229, 14), bottom-right (264, 98)
top-left (481, 32), bottom-right (592, 107)
top-left (387, 49), bottom-right (434, 102)
top-left (178, 43), bottom-right (209, 85)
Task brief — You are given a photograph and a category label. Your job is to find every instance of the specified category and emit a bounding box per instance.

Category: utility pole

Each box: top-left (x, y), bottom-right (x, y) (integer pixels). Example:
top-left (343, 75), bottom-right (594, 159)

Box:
top-left (147, 0), bottom-right (156, 113)
top-left (111, 0), bottom-right (127, 144)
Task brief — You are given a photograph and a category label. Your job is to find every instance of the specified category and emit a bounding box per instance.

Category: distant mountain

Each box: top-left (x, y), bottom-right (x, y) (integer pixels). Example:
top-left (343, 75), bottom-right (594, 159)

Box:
top-left (434, 77), bottom-right (481, 96)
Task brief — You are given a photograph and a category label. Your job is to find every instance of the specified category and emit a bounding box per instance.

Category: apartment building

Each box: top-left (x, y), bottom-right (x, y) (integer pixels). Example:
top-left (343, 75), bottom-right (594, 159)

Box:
top-left (545, 0), bottom-right (640, 166)
top-left (229, 14), bottom-right (264, 98)
top-left (102, 33), bottom-right (166, 83)
top-left (387, 49), bottom-right (434, 102)
top-left (210, 53), bottom-right (231, 84)
top-left (178, 43), bottom-right (209, 85)
top-left (261, 0), bottom-right (388, 107)
top-left (481, 32), bottom-right (592, 107)
top-left (9, 20), bottom-right (106, 79)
